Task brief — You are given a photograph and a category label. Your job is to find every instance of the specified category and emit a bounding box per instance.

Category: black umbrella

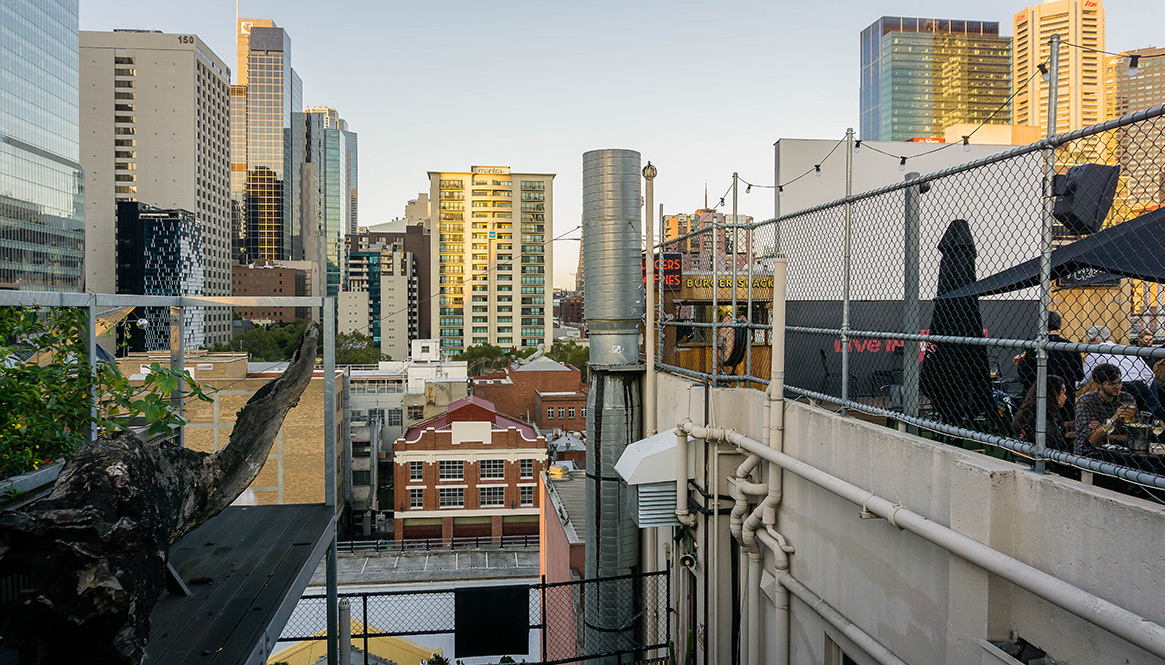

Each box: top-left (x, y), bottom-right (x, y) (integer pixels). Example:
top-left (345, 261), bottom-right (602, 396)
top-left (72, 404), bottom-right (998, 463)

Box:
top-left (938, 206), bottom-right (1165, 300)
top-left (920, 219), bottom-right (993, 422)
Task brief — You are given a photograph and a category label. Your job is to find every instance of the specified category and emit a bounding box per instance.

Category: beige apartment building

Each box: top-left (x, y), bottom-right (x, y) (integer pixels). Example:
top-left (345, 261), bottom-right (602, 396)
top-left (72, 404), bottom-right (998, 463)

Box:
top-left (1013, 0), bottom-right (1106, 135)
top-left (79, 30), bottom-right (232, 348)
top-left (427, 166), bottom-right (554, 356)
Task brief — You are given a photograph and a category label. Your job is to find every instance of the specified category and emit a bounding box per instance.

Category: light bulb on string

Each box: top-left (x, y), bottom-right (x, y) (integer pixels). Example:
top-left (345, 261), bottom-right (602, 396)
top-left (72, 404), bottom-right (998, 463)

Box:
top-left (778, 186), bottom-right (784, 198)
top-left (899, 156), bottom-right (907, 172)
top-left (962, 136), bottom-right (971, 153)
top-left (746, 184), bottom-right (752, 194)
top-left (1128, 55), bottom-right (1141, 77)
top-left (814, 164), bottom-right (822, 177)
top-left (854, 140), bottom-right (861, 153)
top-left (1038, 63), bottom-right (1050, 82)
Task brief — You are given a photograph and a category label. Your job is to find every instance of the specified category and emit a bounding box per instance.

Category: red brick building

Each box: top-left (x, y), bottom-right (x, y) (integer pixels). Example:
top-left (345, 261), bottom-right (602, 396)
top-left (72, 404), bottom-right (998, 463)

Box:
top-left (231, 264), bottom-right (309, 323)
top-left (473, 357), bottom-right (587, 431)
top-left (392, 396), bottom-right (547, 542)
top-left (555, 294), bottom-right (584, 324)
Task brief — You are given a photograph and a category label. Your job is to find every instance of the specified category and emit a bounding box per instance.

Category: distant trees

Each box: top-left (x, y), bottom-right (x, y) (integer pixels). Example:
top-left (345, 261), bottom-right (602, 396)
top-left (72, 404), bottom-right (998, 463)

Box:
top-left (209, 319), bottom-right (309, 361)
top-left (455, 343), bottom-right (513, 376)
top-left (548, 340), bottom-right (590, 382)
top-left (335, 330), bottom-right (389, 365)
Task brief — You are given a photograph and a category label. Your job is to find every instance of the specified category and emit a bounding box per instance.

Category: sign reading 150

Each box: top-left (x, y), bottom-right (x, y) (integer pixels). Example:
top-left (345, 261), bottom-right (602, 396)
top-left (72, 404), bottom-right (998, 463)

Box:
top-left (178, 35), bottom-right (195, 44)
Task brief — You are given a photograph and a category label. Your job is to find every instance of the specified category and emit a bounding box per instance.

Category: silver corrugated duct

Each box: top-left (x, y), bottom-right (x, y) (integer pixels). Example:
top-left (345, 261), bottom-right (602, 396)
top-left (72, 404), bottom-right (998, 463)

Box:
top-left (582, 149), bottom-right (642, 366)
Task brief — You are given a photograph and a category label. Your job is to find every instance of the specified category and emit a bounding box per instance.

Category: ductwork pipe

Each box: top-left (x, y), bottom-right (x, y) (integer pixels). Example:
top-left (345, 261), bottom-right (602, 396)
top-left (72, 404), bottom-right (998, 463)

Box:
top-left (675, 429), bottom-right (696, 528)
top-left (681, 420), bottom-right (1165, 660)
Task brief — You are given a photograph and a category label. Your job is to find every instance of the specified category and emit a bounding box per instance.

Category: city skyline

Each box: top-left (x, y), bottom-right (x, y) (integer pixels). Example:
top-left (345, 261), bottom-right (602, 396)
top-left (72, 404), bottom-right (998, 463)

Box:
top-left (79, 0), bottom-right (1165, 290)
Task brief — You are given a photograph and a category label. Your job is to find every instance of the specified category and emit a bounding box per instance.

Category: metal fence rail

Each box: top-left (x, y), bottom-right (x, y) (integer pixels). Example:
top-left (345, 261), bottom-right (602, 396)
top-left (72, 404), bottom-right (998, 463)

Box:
top-left (276, 569), bottom-right (670, 665)
top-left (336, 535), bottom-right (538, 553)
top-left (654, 83), bottom-right (1165, 491)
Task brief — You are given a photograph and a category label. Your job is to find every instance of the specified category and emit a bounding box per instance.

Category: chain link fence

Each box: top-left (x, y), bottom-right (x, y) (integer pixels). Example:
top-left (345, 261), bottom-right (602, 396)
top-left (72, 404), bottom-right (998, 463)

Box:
top-left (654, 103), bottom-right (1165, 494)
top-left (276, 569), bottom-right (669, 664)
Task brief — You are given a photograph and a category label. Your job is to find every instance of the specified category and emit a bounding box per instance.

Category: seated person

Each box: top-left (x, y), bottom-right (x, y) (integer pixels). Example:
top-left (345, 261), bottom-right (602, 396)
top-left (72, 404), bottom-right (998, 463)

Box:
top-left (1073, 363), bottom-right (1137, 454)
top-left (1011, 374), bottom-right (1068, 451)
top-left (1077, 325), bottom-right (1156, 413)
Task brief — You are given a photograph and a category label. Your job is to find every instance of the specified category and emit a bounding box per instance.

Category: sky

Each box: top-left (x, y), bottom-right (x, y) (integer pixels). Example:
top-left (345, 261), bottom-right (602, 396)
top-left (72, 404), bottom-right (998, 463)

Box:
top-left (79, 0), bottom-right (1165, 290)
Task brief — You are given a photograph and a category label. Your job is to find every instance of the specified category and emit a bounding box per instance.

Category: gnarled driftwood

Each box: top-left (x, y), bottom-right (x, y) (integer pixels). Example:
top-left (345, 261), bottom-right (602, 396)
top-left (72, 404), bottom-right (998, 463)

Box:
top-left (0, 322), bottom-right (318, 663)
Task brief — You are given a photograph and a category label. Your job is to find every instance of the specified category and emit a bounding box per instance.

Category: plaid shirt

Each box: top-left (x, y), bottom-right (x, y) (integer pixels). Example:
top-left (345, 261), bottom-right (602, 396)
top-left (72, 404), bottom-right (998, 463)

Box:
top-left (1073, 388), bottom-right (1130, 453)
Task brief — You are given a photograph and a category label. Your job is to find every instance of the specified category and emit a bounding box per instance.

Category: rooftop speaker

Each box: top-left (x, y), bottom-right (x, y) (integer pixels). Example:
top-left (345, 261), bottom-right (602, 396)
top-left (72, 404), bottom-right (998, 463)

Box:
top-left (1053, 163), bottom-right (1120, 235)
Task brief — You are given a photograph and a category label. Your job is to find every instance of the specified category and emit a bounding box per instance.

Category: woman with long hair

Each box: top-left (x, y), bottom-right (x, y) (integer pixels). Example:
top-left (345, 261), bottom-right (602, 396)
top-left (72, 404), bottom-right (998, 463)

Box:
top-left (1011, 374), bottom-right (1069, 451)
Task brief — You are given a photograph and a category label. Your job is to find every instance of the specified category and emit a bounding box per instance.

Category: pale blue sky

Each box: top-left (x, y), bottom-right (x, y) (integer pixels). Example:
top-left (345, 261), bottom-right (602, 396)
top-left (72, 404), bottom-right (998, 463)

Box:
top-left (79, 0), bottom-right (1165, 288)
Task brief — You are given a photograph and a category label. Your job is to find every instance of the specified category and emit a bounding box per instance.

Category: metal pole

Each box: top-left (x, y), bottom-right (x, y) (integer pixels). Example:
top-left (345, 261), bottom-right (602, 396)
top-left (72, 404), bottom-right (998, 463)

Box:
top-left (903, 172), bottom-right (922, 432)
top-left (712, 205), bottom-right (719, 387)
top-left (746, 185), bottom-right (754, 383)
top-left (841, 128), bottom-right (854, 415)
top-left (644, 163), bottom-right (657, 436)
top-left (541, 575), bottom-right (548, 662)
top-left (325, 296), bottom-right (340, 665)
top-left (170, 305), bottom-right (185, 447)
top-left (658, 203), bottom-right (665, 368)
top-left (774, 141), bottom-right (782, 253)
top-left (363, 594), bottom-right (369, 665)
top-left (1035, 34), bottom-right (1061, 474)
top-left (732, 173), bottom-right (739, 381)
top-left (88, 299), bottom-right (98, 444)
top-left (339, 598), bottom-right (351, 665)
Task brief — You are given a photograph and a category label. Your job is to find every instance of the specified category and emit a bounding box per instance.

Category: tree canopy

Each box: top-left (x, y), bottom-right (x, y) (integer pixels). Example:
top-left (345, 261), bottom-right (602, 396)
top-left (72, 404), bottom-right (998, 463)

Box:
top-left (548, 340), bottom-right (590, 382)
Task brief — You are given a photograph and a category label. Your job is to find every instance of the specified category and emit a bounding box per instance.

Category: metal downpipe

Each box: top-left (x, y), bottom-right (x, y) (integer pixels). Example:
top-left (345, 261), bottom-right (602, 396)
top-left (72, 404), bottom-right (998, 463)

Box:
top-left (675, 429), bottom-right (696, 527)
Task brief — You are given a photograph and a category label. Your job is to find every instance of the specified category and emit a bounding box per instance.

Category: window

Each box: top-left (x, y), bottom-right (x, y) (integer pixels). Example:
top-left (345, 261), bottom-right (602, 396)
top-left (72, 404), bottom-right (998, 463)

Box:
top-left (480, 486), bottom-right (505, 507)
top-left (480, 459), bottom-right (505, 480)
top-left (439, 460), bottom-right (464, 481)
top-left (567, 407), bottom-right (575, 419)
top-left (439, 487), bottom-right (464, 508)
top-left (582, 406), bottom-right (587, 418)
top-left (409, 461), bottom-right (423, 482)
top-left (546, 407), bottom-right (554, 420)
top-left (409, 488), bottom-right (423, 509)
top-left (558, 407), bottom-right (566, 419)
top-left (520, 486), bottom-right (534, 506)
top-left (407, 405), bottom-right (425, 420)
top-left (520, 459), bottom-right (533, 478)
top-left (387, 409), bottom-right (403, 426)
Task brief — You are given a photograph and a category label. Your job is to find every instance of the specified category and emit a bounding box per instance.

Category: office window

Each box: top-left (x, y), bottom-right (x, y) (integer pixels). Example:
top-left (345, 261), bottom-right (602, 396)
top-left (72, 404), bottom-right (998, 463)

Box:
top-left (558, 407), bottom-right (565, 419)
top-left (439, 460), bottom-right (464, 481)
top-left (409, 461), bottom-right (423, 482)
top-left (582, 406), bottom-right (587, 419)
top-left (479, 486), bottom-right (505, 507)
top-left (387, 409), bottom-right (403, 426)
top-left (546, 407), bottom-right (554, 420)
top-left (408, 405), bottom-right (425, 419)
top-left (520, 459), bottom-right (533, 478)
top-left (439, 487), bottom-right (464, 508)
top-left (567, 407), bottom-right (575, 419)
top-left (520, 486), bottom-right (534, 506)
top-left (409, 488), bottom-right (423, 509)
top-left (480, 459), bottom-right (505, 480)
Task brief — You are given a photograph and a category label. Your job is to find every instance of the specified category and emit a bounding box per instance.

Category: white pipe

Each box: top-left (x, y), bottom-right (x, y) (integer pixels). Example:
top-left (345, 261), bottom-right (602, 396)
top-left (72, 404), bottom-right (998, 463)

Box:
top-left (766, 257), bottom-right (788, 528)
top-left (683, 420), bottom-right (1165, 660)
top-left (746, 552), bottom-right (763, 665)
top-left (757, 530), bottom-right (908, 665)
top-left (675, 429), bottom-right (696, 527)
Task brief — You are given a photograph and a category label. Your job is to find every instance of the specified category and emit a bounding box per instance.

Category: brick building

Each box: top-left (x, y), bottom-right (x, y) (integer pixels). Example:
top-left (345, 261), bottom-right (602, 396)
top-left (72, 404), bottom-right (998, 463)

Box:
top-left (555, 294), bottom-right (583, 324)
top-left (472, 356), bottom-right (586, 431)
top-left (232, 264), bottom-right (310, 323)
top-left (392, 396), bottom-right (547, 542)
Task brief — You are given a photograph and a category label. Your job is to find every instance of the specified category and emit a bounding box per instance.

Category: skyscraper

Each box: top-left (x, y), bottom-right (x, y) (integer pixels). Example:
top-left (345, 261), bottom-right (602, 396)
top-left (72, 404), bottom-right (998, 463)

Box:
top-left (1107, 48), bottom-right (1165, 211)
top-left (1013, 0), bottom-right (1106, 134)
top-left (0, 0), bottom-right (84, 291)
top-left (860, 17), bottom-right (1013, 142)
top-left (232, 19), bottom-right (302, 265)
top-left (80, 30), bottom-right (232, 347)
top-left (305, 107), bottom-right (356, 297)
top-left (428, 166), bottom-right (554, 356)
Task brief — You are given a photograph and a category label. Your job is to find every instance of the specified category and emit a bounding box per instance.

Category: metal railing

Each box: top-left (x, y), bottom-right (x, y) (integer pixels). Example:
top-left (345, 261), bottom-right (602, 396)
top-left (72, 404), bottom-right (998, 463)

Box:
top-left (652, 63), bottom-right (1165, 491)
top-left (337, 534), bottom-right (538, 553)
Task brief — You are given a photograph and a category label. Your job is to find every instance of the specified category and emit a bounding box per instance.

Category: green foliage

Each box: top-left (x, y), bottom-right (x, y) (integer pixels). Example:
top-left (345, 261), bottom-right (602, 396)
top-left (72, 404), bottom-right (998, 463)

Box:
top-left (335, 330), bottom-right (389, 365)
top-left (209, 319), bottom-right (309, 361)
top-left (548, 340), bottom-right (590, 382)
top-left (425, 654), bottom-right (451, 665)
top-left (0, 307), bottom-right (212, 479)
top-left (455, 343), bottom-right (513, 376)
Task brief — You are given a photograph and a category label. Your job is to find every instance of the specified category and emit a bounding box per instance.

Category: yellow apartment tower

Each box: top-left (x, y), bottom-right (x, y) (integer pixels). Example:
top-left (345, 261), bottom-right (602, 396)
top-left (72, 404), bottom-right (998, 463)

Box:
top-left (1013, 0), bottom-right (1106, 135)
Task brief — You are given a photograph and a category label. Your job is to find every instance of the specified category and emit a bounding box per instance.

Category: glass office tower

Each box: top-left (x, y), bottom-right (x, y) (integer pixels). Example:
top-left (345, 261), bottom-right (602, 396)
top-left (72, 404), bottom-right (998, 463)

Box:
top-left (231, 19), bottom-right (301, 264)
top-left (860, 17), bottom-right (1013, 142)
top-left (305, 107), bottom-right (357, 298)
top-left (0, 0), bottom-right (84, 290)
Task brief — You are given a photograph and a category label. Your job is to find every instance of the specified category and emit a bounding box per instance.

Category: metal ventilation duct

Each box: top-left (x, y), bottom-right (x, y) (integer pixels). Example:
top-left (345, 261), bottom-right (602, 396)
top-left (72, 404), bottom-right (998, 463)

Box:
top-left (582, 149), bottom-right (642, 366)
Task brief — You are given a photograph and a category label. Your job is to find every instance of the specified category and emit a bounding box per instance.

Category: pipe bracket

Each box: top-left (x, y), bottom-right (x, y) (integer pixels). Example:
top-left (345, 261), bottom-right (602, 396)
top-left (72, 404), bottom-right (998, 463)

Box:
top-left (887, 502), bottom-right (906, 530)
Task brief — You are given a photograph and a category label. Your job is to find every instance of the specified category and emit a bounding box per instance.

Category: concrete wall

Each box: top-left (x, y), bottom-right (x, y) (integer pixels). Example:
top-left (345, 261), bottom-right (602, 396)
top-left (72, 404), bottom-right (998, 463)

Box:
top-left (654, 371), bottom-right (1165, 665)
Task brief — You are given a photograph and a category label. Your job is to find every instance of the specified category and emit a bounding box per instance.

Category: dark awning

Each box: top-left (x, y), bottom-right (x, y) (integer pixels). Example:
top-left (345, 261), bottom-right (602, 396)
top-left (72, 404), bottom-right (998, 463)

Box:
top-left (938, 206), bottom-right (1165, 299)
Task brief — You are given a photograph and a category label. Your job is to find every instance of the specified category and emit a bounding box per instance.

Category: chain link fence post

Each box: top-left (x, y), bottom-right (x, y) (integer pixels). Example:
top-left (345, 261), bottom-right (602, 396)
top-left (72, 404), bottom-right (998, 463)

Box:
top-left (903, 172), bottom-right (923, 432)
top-left (1035, 33), bottom-right (1062, 474)
top-left (841, 128), bottom-right (855, 415)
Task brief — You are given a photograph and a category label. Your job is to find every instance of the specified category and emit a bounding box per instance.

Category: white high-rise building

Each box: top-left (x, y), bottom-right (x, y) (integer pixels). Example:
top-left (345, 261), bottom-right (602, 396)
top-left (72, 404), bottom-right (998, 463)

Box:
top-left (80, 30), bottom-right (232, 347)
top-left (427, 166), bottom-right (554, 356)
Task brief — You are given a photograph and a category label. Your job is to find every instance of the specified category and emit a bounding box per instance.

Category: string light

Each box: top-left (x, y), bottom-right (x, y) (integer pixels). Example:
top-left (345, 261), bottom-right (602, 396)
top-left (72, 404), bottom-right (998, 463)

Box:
top-left (745, 184), bottom-right (752, 193)
top-left (1128, 54), bottom-right (1141, 77)
top-left (853, 140), bottom-right (861, 153)
top-left (1038, 63), bottom-right (1050, 82)
top-left (778, 186), bottom-right (784, 197)
top-left (814, 164), bottom-right (822, 177)
top-left (718, 197), bottom-right (726, 208)
top-left (962, 135), bottom-right (971, 153)
top-left (898, 156), bottom-right (907, 172)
